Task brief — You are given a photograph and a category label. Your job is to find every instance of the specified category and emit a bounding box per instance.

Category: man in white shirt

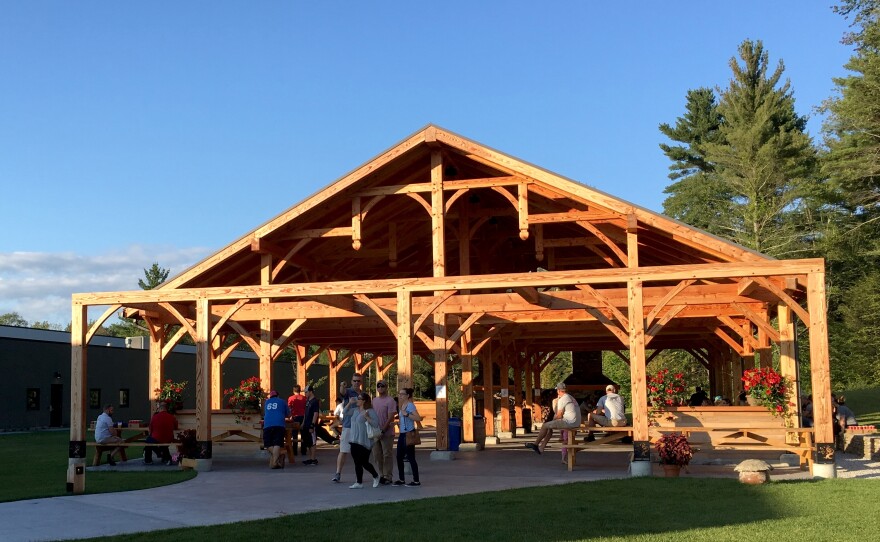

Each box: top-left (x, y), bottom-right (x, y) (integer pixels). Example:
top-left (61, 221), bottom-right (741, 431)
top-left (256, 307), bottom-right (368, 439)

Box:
top-left (95, 404), bottom-right (125, 466)
top-left (586, 385), bottom-right (627, 440)
top-left (525, 382), bottom-right (581, 454)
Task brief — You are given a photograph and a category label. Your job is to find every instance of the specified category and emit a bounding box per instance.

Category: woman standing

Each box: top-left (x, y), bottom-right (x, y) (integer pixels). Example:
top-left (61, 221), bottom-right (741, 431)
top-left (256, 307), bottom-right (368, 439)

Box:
top-left (394, 387), bottom-right (422, 487)
top-left (348, 392), bottom-right (381, 488)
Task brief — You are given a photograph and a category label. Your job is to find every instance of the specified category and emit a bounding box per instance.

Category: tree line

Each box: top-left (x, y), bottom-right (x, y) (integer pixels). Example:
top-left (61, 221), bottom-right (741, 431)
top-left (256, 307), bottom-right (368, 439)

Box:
top-left (658, 1), bottom-right (880, 389)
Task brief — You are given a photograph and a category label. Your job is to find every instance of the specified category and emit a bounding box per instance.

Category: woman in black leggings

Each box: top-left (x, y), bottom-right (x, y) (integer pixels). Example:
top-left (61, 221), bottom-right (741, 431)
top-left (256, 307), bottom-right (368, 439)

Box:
top-left (394, 387), bottom-right (422, 487)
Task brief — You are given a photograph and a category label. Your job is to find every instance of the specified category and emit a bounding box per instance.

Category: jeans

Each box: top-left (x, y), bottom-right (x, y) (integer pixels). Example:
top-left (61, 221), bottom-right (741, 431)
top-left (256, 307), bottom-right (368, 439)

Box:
top-left (396, 433), bottom-right (419, 483)
top-left (350, 443), bottom-right (378, 483)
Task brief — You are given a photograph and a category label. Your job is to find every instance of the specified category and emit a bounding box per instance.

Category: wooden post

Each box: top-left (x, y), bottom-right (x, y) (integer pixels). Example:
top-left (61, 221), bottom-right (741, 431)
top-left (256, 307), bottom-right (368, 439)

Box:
top-left (524, 353), bottom-right (533, 430)
top-left (483, 345), bottom-right (495, 437)
top-left (434, 311), bottom-right (449, 450)
top-left (628, 279), bottom-right (650, 473)
top-left (396, 291), bottom-right (413, 390)
top-left (500, 353), bottom-right (511, 433)
top-left (195, 297), bottom-right (212, 461)
top-left (626, 213), bottom-right (639, 267)
top-left (147, 318), bottom-right (164, 406)
top-left (430, 150), bottom-right (445, 279)
top-left (211, 334), bottom-right (222, 409)
top-left (807, 271), bottom-right (835, 475)
top-left (260, 254), bottom-right (272, 391)
top-left (778, 305), bottom-right (798, 428)
top-left (461, 330), bottom-right (474, 442)
top-left (67, 302), bottom-right (88, 494)
top-left (513, 358), bottom-right (523, 430)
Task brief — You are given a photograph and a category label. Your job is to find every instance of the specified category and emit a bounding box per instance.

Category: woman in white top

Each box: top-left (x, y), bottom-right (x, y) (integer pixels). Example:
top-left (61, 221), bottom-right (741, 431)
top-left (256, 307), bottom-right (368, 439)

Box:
top-left (394, 387), bottom-right (422, 486)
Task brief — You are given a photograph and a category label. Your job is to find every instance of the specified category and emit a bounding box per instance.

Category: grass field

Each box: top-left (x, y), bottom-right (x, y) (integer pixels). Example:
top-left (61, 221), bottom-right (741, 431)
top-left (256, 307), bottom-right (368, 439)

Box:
top-left (0, 431), bottom-right (196, 503)
top-left (80, 477), bottom-right (880, 542)
top-left (841, 387), bottom-right (880, 426)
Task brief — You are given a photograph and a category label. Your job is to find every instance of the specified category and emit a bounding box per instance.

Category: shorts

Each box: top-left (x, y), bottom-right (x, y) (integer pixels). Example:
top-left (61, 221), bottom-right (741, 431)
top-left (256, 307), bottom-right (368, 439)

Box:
top-left (263, 426), bottom-right (285, 448)
top-left (591, 415), bottom-right (626, 427)
top-left (339, 427), bottom-right (352, 453)
top-left (543, 419), bottom-right (580, 430)
top-left (97, 435), bottom-right (124, 445)
top-left (300, 426), bottom-right (315, 448)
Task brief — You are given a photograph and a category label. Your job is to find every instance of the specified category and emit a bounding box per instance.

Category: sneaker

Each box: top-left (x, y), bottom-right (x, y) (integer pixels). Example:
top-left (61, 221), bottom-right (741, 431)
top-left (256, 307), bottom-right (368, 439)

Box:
top-left (349, 483), bottom-right (363, 489)
top-left (372, 477), bottom-right (380, 488)
top-left (406, 481), bottom-right (421, 487)
top-left (525, 443), bottom-right (541, 455)
top-left (309, 459), bottom-right (318, 466)
top-left (392, 480), bottom-right (405, 486)
top-left (107, 456), bottom-right (117, 466)
top-left (332, 473), bottom-right (341, 483)
top-left (302, 459), bottom-right (313, 465)
top-left (380, 477), bottom-right (391, 485)
top-left (143, 459), bottom-right (153, 465)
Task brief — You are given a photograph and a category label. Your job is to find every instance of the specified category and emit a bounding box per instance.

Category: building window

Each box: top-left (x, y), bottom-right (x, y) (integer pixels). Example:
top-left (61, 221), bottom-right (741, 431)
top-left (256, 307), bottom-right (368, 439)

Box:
top-left (89, 389), bottom-right (101, 409)
top-left (26, 388), bottom-right (40, 411)
top-left (119, 388), bottom-right (130, 408)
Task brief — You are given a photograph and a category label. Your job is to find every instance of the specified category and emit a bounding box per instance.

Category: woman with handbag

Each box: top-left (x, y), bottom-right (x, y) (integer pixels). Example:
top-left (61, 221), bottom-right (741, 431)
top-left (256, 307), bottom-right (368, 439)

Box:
top-left (347, 393), bottom-right (381, 488)
top-left (393, 387), bottom-right (422, 487)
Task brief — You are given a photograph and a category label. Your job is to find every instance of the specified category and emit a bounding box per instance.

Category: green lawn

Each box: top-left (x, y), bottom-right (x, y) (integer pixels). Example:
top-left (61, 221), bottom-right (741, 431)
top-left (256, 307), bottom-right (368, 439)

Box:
top-left (82, 477), bottom-right (879, 542)
top-left (842, 387), bottom-right (880, 426)
top-left (0, 431), bottom-right (196, 503)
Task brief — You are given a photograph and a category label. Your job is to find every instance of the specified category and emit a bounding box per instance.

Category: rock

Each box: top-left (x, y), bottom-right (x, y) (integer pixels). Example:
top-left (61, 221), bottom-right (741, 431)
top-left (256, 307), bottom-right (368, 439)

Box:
top-left (734, 459), bottom-right (772, 484)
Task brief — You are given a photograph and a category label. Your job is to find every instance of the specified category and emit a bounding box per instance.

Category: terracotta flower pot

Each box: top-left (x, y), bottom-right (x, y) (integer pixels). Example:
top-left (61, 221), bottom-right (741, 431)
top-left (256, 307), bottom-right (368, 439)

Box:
top-left (662, 464), bottom-right (682, 477)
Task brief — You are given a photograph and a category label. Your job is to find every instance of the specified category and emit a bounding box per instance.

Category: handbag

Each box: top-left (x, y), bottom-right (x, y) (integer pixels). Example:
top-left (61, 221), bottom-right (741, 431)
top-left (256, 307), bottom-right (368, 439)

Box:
top-left (405, 428), bottom-right (421, 446)
top-left (365, 420), bottom-right (382, 440)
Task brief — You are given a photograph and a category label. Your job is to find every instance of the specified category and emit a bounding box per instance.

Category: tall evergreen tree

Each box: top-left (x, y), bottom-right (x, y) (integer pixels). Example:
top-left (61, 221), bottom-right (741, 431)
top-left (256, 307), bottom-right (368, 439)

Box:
top-left (702, 39), bottom-right (816, 256)
top-left (659, 89), bottom-right (736, 235)
top-left (138, 263), bottom-right (170, 290)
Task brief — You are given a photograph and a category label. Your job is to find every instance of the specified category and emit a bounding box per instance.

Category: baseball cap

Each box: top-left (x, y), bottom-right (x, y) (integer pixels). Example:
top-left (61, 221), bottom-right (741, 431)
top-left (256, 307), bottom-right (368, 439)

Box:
top-left (555, 382), bottom-right (566, 390)
top-left (269, 390), bottom-right (278, 398)
top-left (305, 385), bottom-right (315, 392)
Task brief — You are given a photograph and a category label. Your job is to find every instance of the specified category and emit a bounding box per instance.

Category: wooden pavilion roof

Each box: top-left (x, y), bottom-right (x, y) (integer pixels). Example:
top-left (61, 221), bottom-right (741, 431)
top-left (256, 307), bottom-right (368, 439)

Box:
top-left (105, 125), bottom-right (812, 362)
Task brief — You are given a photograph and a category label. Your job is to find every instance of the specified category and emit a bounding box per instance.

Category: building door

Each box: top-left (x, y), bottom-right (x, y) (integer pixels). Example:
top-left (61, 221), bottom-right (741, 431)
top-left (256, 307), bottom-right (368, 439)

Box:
top-left (50, 383), bottom-right (63, 427)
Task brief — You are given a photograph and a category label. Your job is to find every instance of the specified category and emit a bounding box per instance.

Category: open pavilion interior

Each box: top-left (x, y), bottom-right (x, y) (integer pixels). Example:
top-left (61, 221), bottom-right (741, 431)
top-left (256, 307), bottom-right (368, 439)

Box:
top-left (67, 125), bottom-right (835, 491)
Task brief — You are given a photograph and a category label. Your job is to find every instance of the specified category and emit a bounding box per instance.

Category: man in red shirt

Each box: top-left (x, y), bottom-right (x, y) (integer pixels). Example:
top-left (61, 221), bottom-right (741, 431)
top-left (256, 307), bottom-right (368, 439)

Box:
top-left (145, 401), bottom-right (179, 465)
top-left (287, 385), bottom-right (307, 454)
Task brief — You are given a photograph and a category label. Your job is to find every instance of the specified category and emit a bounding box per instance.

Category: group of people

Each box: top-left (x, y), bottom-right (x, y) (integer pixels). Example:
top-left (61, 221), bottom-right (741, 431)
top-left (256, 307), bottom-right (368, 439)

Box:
top-left (93, 400), bottom-right (179, 466)
top-left (525, 382), bottom-right (627, 454)
top-left (264, 373), bottom-right (424, 488)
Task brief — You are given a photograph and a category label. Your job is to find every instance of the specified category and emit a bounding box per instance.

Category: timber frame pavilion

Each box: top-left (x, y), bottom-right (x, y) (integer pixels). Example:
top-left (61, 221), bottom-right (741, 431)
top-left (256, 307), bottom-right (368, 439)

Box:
top-left (68, 125), bottom-right (835, 491)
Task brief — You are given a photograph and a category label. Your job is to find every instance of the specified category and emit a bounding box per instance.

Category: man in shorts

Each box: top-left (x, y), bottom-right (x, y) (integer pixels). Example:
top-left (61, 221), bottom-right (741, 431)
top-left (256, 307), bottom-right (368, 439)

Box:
top-left (300, 385), bottom-right (321, 465)
top-left (332, 373), bottom-right (362, 482)
top-left (95, 404), bottom-right (125, 465)
top-left (585, 384), bottom-right (627, 441)
top-left (263, 390), bottom-right (289, 469)
top-left (525, 382), bottom-right (581, 454)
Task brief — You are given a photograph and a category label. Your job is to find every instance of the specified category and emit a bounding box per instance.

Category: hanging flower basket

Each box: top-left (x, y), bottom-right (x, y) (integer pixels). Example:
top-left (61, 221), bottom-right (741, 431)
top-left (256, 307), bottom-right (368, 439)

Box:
top-left (742, 367), bottom-right (793, 417)
top-left (647, 369), bottom-right (688, 422)
top-left (155, 379), bottom-right (187, 414)
top-left (224, 377), bottom-right (266, 424)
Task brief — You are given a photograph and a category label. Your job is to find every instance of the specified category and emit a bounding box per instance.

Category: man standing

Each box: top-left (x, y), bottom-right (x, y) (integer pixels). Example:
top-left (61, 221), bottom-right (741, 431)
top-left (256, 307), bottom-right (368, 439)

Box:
top-left (525, 383), bottom-right (581, 454)
top-left (585, 384), bottom-right (627, 440)
top-left (144, 401), bottom-right (178, 465)
top-left (332, 373), bottom-right (362, 482)
top-left (263, 390), bottom-right (290, 469)
top-left (370, 379), bottom-right (397, 484)
top-left (301, 385), bottom-right (321, 465)
top-left (287, 385), bottom-right (306, 455)
top-left (95, 404), bottom-right (125, 465)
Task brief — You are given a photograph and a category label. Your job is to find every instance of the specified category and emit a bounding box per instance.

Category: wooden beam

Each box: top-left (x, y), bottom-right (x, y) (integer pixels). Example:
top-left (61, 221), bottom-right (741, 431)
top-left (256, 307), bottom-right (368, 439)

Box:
top-left (396, 291), bottom-right (413, 389)
top-left (513, 287), bottom-right (540, 305)
top-left (645, 305), bottom-right (685, 346)
top-left (645, 279), bottom-right (694, 329)
top-left (754, 277), bottom-right (811, 325)
top-left (807, 272), bottom-right (834, 454)
top-left (288, 227), bottom-right (354, 239)
top-left (75, 259), bottom-right (827, 304)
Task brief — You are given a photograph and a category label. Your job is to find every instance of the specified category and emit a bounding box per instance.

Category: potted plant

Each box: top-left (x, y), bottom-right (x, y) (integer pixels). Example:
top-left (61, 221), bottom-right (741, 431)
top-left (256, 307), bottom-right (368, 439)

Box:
top-left (741, 367), bottom-right (792, 416)
top-left (654, 432), bottom-right (693, 477)
top-left (155, 379), bottom-right (187, 413)
top-left (647, 368), bottom-right (688, 422)
top-left (224, 376), bottom-right (266, 423)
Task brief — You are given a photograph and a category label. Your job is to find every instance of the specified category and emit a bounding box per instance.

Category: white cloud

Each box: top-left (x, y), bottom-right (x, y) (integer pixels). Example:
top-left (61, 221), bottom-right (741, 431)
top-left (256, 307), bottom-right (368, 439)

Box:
top-left (0, 245), bottom-right (212, 326)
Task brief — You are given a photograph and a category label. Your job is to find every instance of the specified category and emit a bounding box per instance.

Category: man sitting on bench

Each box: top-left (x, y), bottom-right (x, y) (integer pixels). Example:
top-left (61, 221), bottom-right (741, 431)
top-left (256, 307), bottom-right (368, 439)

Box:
top-left (95, 404), bottom-right (125, 466)
top-left (585, 384), bottom-right (627, 441)
top-left (144, 401), bottom-right (178, 465)
top-left (525, 382), bottom-right (581, 454)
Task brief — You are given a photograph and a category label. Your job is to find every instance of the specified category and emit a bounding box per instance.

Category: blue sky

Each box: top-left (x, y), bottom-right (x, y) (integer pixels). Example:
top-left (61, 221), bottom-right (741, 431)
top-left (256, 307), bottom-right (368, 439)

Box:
top-left (0, 1), bottom-right (855, 325)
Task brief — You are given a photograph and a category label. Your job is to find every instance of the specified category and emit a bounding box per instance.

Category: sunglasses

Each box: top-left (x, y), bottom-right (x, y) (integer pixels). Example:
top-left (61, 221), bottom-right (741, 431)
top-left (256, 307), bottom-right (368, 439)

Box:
top-left (377, 384), bottom-right (387, 388)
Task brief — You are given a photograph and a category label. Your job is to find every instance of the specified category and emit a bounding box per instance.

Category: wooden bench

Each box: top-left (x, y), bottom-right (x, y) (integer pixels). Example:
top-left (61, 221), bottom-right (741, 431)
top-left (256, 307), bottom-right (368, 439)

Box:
top-left (560, 424), bottom-right (814, 472)
top-left (86, 441), bottom-right (177, 466)
top-left (412, 401), bottom-right (437, 428)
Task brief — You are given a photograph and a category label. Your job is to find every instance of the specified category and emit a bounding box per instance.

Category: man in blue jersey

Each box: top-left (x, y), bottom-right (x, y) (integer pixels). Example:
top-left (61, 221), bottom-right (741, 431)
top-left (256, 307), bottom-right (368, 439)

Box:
top-left (263, 390), bottom-right (290, 469)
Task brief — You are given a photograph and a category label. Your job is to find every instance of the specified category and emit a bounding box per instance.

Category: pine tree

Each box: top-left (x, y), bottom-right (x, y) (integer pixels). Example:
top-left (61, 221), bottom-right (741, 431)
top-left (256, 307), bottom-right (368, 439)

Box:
top-left (702, 39), bottom-right (816, 256)
top-left (659, 88), bottom-right (737, 235)
top-left (138, 263), bottom-right (170, 290)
